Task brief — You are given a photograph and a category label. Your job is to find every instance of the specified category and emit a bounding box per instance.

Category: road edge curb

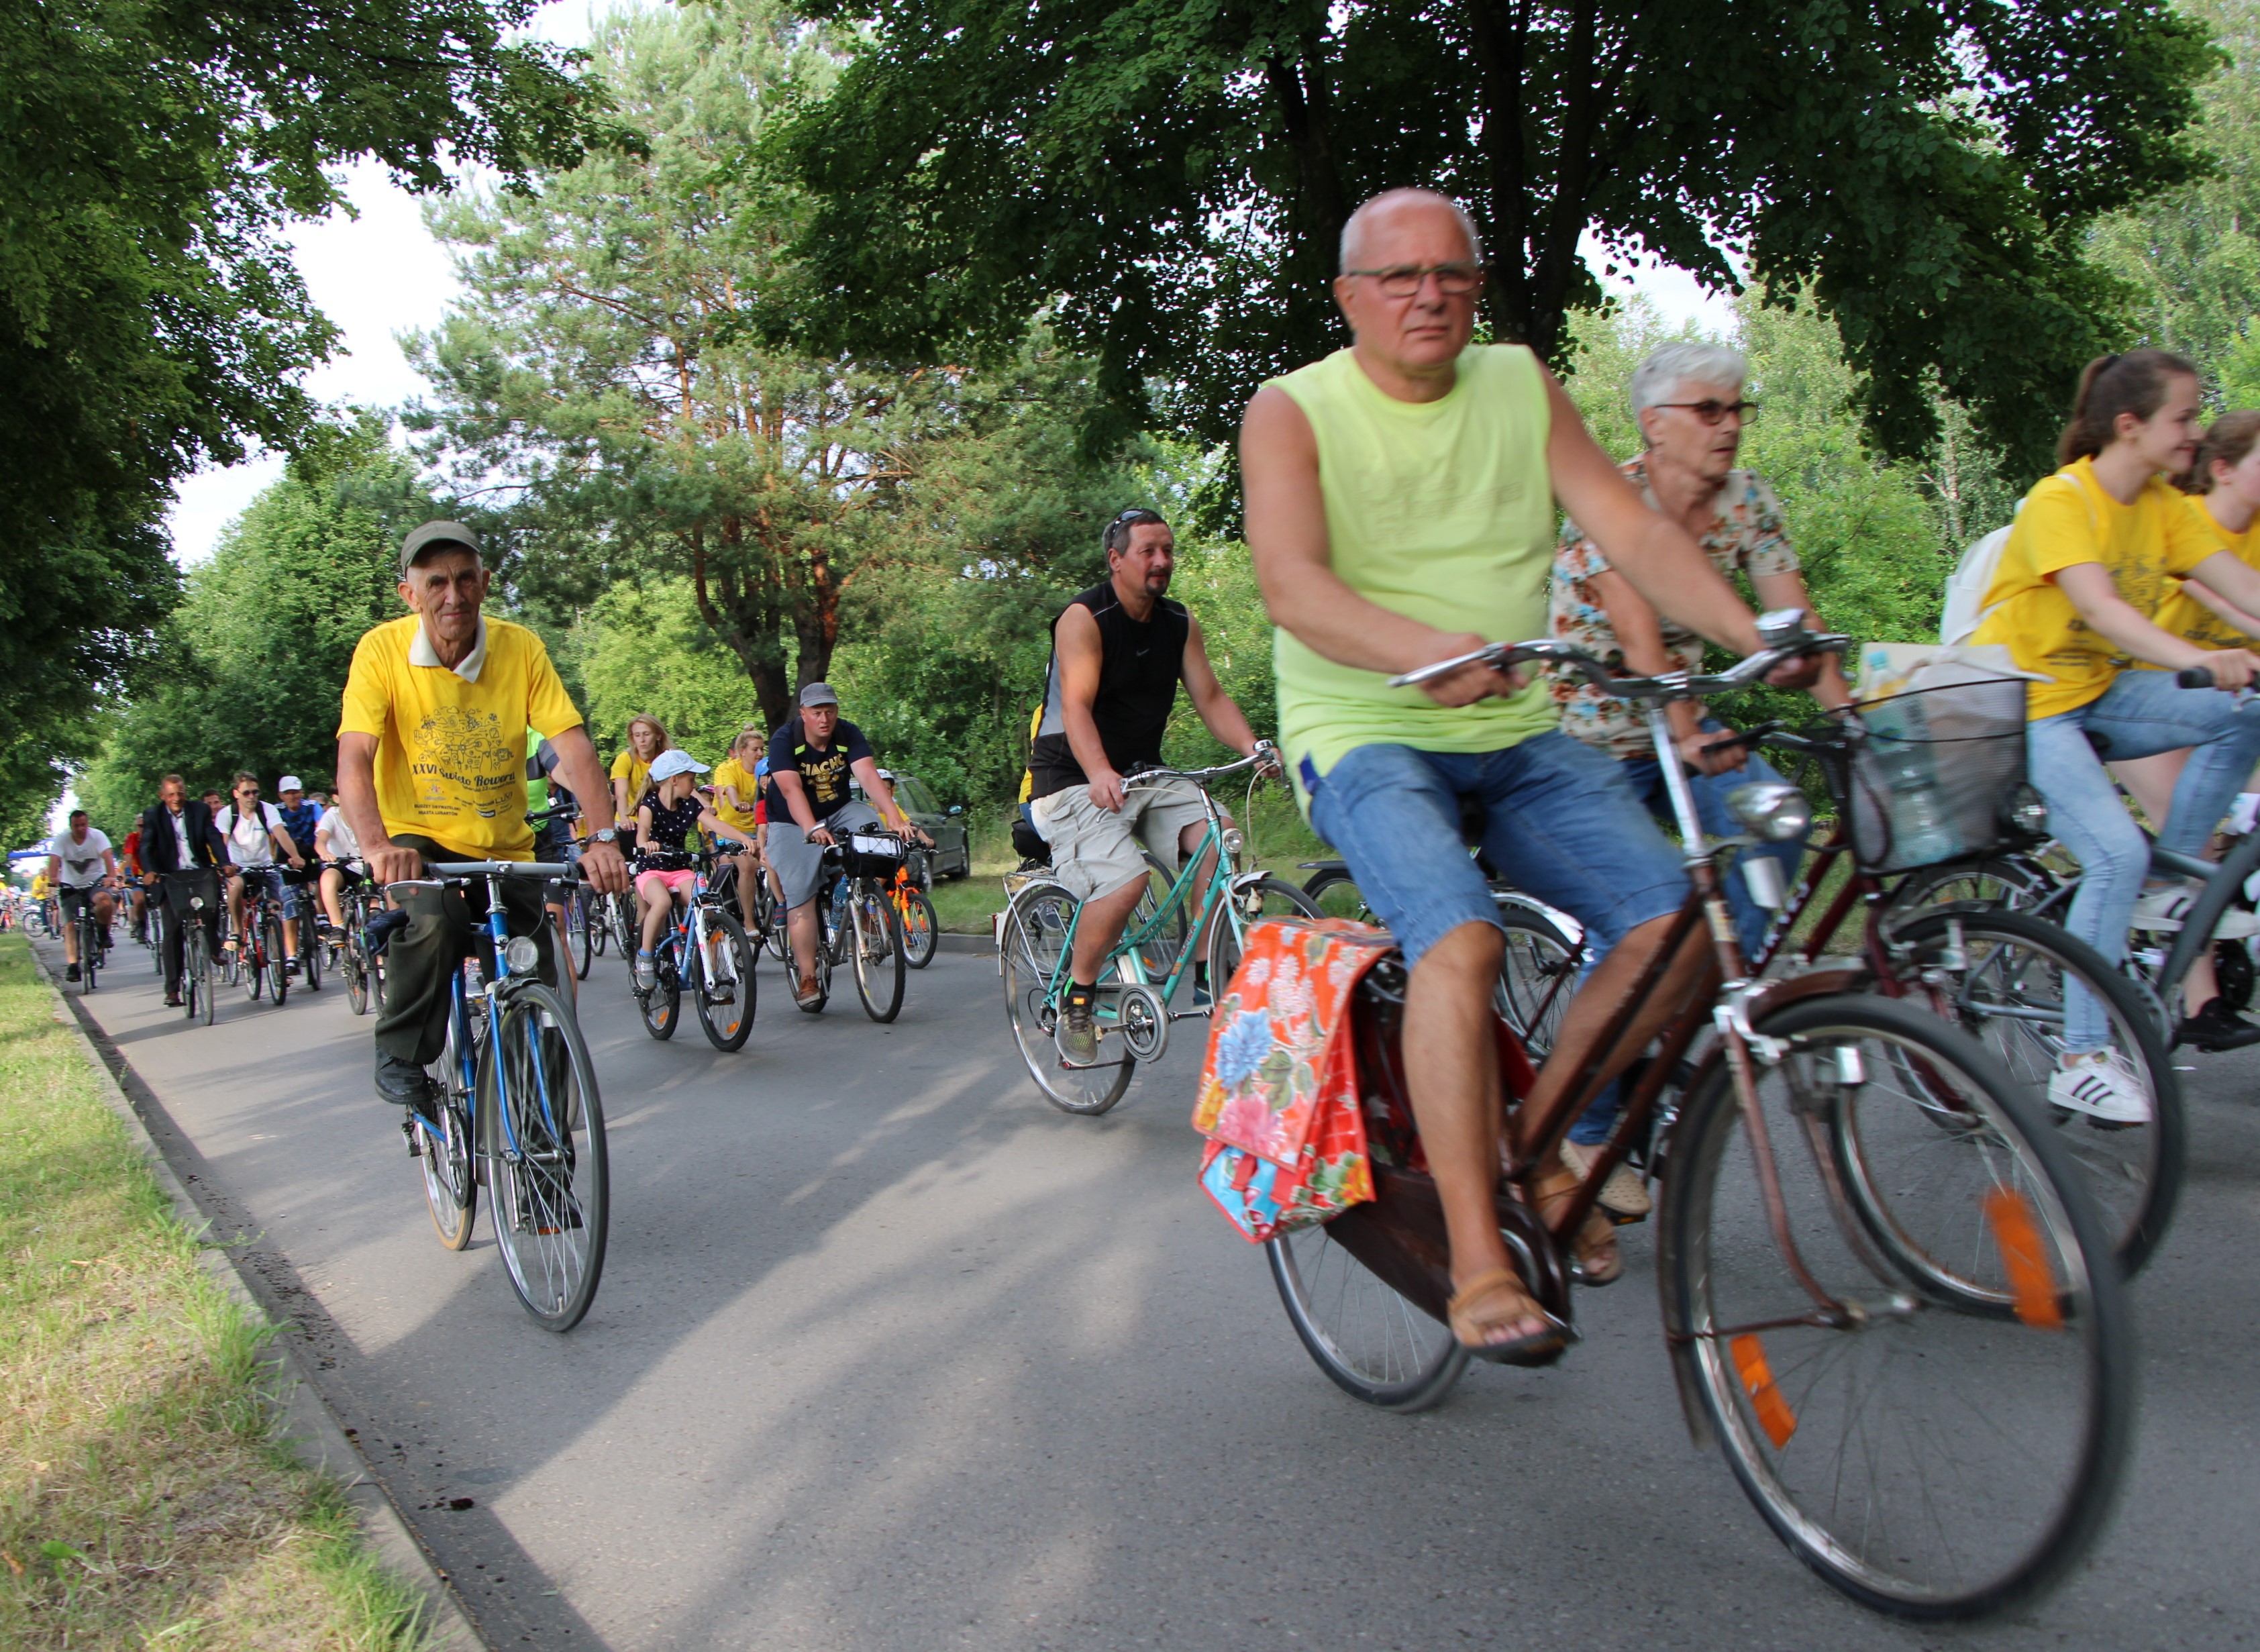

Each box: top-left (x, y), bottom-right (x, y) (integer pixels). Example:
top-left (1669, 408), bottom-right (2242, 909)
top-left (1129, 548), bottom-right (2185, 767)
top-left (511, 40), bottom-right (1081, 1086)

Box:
top-left (29, 945), bottom-right (488, 1652)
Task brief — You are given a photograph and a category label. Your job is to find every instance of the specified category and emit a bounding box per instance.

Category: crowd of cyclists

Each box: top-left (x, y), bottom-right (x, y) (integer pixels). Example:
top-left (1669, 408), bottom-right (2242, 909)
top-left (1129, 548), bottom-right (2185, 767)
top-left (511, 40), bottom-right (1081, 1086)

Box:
top-left (23, 181), bottom-right (2260, 1617)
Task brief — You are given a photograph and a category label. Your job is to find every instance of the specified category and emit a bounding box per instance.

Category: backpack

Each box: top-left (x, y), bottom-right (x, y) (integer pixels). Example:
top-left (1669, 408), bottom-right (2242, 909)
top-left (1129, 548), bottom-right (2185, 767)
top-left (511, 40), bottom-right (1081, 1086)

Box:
top-left (1938, 468), bottom-right (2098, 646)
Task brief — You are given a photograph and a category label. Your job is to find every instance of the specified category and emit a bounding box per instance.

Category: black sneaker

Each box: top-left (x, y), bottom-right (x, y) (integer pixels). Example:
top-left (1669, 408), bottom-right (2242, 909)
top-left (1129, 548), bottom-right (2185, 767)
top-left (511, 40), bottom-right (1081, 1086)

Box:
top-left (374, 1049), bottom-right (440, 1119)
top-left (64, 963), bottom-right (79, 981)
top-left (2175, 997), bottom-right (2260, 1052)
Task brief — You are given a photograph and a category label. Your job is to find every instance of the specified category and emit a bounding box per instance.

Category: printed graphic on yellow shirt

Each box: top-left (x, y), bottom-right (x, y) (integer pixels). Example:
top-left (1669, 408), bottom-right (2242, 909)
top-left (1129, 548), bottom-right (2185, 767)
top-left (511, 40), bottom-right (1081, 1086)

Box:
top-left (410, 706), bottom-right (518, 822)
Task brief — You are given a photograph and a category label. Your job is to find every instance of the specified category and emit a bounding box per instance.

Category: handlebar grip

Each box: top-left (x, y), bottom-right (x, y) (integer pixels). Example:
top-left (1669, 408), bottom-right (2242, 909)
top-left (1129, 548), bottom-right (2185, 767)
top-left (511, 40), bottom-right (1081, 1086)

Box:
top-left (2177, 667), bottom-right (2217, 689)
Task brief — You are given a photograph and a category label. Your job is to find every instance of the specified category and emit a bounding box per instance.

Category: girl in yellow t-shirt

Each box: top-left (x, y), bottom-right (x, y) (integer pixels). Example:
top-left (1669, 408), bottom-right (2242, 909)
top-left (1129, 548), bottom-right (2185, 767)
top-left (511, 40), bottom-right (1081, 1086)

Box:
top-left (708, 726), bottom-right (768, 921)
top-left (609, 713), bottom-right (670, 831)
top-left (1973, 352), bottom-right (2260, 1076)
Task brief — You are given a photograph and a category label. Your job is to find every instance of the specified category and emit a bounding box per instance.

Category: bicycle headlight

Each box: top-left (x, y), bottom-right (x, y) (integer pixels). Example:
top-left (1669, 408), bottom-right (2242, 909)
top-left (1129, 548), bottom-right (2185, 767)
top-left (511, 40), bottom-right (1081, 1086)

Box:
top-left (1726, 781), bottom-right (1811, 843)
top-left (1221, 827), bottom-right (1244, 862)
top-left (504, 935), bottom-right (542, 978)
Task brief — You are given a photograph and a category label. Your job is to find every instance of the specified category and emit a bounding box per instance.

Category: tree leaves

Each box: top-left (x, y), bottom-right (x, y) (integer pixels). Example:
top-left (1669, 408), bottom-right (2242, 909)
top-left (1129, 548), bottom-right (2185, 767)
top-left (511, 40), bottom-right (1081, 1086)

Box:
top-left (780, 0), bottom-right (2216, 476)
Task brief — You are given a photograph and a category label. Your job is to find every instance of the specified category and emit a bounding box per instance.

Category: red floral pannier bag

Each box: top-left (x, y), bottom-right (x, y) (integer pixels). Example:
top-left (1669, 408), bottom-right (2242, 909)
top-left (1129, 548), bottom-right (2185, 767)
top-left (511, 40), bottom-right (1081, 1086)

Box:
top-left (1192, 917), bottom-right (1394, 1243)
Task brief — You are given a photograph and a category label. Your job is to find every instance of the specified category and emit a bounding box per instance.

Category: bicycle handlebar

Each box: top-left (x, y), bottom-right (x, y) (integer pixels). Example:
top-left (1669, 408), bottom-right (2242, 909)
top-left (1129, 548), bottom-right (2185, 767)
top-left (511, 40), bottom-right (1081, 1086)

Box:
top-left (421, 860), bottom-right (578, 880)
top-left (2178, 666), bottom-right (2217, 688)
top-left (1386, 611), bottom-right (1849, 701)
top-left (1121, 741), bottom-right (1281, 790)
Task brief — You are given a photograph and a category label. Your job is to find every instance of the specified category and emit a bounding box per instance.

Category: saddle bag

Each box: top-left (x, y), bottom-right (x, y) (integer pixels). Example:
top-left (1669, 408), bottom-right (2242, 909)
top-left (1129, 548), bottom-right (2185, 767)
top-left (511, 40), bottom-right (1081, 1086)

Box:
top-left (1192, 917), bottom-right (1395, 1243)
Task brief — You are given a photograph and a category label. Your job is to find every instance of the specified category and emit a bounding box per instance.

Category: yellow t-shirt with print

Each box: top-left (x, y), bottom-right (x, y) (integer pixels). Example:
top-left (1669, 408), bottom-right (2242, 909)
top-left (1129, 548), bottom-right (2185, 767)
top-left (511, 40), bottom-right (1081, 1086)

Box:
top-left (2151, 507), bottom-right (2260, 653)
top-left (711, 758), bottom-right (762, 835)
top-left (1973, 457), bottom-right (2220, 719)
top-left (337, 615), bottom-right (583, 860)
top-left (609, 747), bottom-right (653, 809)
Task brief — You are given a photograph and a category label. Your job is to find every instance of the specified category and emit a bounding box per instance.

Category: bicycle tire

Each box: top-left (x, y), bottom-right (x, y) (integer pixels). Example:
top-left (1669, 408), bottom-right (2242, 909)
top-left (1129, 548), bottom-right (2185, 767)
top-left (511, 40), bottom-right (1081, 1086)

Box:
top-left (1492, 900), bottom-right (1582, 1060)
top-left (79, 910), bottom-right (97, 992)
top-left (419, 1001), bottom-right (478, 1251)
top-left (692, 911), bottom-right (757, 1051)
top-left (1206, 876), bottom-right (1323, 987)
top-left (265, 911), bottom-right (289, 1006)
top-left (1885, 907), bottom-right (2182, 1280)
top-left (1000, 881), bottom-right (1133, 1115)
top-left (1663, 993), bottom-right (2133, 1618)
top-left (851, 881), bottom-right (906, 1023)
top-left (607, 892), bottom-right (635, 965)
top-left (898, 885), bottom-right (937, 969)
top-left (1890, 855), bottom-right (2061, 915)
top-left (568, 889), bottom-right (593, 980)
top-left (1266, 1222), bottom-right (1468, 1412)
top-left (301, 913), bottom-right (321, 991)
top-left (589, 892), bottom-right (610, 957)
top-left (187, 924), bottom-right (215, 1025)
top-left (639, 947), bottom-right (682, 1040)
top-left (480, 984), bottom-right (608, 1331)
top-left (344, 937), bottom-right (370, 1015)
top-left (1300, 866), bottom-right (1373, 924)
top-left (242, 925), bottom-right (264, 1001)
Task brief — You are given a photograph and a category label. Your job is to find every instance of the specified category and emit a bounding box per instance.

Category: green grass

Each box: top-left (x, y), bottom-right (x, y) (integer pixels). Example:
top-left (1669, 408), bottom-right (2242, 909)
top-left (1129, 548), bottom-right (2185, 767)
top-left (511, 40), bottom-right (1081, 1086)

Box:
top-left (0, 937), bottom-right (437, 1650)
top-left (928, 788), bottom-right (1333, 933)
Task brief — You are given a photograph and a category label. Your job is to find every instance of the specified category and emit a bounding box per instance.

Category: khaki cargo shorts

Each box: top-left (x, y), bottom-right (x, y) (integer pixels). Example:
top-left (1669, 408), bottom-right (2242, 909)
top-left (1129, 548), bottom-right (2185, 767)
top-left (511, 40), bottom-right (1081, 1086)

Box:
top-left (1032, 776), bottom-right (1210, 902)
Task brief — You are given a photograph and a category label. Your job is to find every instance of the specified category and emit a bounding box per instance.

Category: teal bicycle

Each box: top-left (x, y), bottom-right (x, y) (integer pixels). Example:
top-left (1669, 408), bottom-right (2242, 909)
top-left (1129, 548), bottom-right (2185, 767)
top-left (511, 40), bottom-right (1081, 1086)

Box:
top-left (999, 746), bottom-right (1318, 1115)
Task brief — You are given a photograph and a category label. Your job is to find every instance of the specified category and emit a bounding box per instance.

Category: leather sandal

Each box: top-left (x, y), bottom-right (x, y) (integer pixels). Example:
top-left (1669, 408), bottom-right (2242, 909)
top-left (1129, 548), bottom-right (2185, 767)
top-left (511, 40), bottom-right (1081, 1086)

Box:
top-left (1446, 1266), bottom-right (1572, 1367)
top-left (1531, 1161), bottom-right (1623, 1286)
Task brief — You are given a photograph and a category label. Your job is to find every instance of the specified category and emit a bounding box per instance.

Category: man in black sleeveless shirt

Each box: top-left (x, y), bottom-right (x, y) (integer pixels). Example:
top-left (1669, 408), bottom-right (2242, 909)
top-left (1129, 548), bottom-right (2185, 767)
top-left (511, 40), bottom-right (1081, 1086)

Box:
top-left (1029, 508), bottom-right (1272, 1064)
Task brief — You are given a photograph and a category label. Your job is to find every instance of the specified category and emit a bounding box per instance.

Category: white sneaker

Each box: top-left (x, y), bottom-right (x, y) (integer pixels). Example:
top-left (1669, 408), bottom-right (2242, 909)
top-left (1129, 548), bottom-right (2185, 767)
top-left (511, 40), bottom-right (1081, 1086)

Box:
top-left (2048, 1051), bottom-right (2152, 1125)
top-left (2130, 886), bottom-right (2259, 939)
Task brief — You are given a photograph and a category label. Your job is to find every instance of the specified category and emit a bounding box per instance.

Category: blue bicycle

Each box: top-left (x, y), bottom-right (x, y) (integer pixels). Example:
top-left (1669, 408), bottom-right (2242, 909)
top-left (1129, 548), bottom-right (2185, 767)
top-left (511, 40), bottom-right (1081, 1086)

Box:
top-left (393, 860), bottom-right (609, 1333)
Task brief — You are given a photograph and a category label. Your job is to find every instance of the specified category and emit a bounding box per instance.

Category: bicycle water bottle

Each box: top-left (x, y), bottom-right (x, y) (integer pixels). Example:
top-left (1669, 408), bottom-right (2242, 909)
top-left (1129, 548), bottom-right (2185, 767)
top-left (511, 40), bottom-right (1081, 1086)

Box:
top-left (1864, 693), bottom-right (1955, 865)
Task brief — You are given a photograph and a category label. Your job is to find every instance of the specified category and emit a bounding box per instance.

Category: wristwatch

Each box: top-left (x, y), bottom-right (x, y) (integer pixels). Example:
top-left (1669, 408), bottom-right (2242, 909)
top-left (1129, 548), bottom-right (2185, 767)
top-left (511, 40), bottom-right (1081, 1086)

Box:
top-left (590, 827), bottom-right (619, 845)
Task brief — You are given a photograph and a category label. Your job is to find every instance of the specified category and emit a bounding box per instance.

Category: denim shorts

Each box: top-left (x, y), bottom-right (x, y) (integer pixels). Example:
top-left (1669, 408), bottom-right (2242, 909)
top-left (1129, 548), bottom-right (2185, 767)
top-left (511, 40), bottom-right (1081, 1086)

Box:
top-left (1305, 732), bottom-right (1689, 968)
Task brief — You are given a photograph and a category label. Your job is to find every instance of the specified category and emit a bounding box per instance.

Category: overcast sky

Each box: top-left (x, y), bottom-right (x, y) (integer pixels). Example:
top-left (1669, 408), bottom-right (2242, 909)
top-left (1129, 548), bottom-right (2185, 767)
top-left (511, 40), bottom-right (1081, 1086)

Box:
top-left (162, 9), bottom-right (1739, 566)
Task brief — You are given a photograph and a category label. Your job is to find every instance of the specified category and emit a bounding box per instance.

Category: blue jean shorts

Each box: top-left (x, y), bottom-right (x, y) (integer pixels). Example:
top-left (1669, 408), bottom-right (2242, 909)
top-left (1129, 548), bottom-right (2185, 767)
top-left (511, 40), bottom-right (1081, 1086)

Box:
top-left (1305, 732), bottom-right (1689, 968)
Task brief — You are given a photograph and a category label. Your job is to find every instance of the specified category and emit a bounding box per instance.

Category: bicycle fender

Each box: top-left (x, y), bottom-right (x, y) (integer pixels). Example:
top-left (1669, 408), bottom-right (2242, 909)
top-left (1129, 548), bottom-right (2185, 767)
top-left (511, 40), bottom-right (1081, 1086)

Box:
top-left (1655, 966), bottom-right (1865, 1451)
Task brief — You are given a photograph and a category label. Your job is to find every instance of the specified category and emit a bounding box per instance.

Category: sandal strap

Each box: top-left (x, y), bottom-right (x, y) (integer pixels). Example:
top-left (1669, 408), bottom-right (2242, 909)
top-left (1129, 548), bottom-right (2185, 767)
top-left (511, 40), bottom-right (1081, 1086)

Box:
top-left (1446, 1264), bottom-right (1535, 1319)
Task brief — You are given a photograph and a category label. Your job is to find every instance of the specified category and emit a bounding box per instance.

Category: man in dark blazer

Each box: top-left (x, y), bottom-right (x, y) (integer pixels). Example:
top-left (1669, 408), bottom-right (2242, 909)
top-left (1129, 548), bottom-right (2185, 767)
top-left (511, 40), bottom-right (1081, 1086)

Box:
top-left (139, 772), bottom-right (234, 1006)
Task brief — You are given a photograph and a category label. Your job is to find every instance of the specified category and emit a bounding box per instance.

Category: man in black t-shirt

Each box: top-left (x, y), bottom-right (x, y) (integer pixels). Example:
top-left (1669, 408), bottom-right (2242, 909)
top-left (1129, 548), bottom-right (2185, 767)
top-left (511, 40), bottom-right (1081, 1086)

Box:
top-left (766, 681), bottom-right (929, 1006)
top-left (1029, 508), bottom-right (1271, 1064)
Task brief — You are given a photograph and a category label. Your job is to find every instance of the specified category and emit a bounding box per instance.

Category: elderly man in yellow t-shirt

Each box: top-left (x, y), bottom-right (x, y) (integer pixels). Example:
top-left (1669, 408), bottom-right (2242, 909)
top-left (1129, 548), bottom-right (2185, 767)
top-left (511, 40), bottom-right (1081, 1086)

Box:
top-left (336, 521), bottom-right (629, 1114)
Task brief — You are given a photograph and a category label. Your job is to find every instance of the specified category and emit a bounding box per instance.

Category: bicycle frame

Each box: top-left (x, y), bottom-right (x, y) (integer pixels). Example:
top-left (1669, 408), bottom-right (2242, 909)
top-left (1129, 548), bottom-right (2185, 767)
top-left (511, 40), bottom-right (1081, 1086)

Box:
top-left (402, 865), bottom-right (575, 1164)
top-left (1031, 778), bottom-right (1251, 1024)
top-left (1382, 621), bottom-right (1866, 1325)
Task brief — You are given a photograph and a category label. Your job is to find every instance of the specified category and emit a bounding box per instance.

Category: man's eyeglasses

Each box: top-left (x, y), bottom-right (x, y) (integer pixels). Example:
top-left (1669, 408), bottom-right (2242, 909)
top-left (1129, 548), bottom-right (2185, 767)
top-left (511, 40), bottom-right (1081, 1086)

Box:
top-left (1343, 263), bottom-right (1486, 299)
top-left (1655, 399), bottom-right (1760, 427)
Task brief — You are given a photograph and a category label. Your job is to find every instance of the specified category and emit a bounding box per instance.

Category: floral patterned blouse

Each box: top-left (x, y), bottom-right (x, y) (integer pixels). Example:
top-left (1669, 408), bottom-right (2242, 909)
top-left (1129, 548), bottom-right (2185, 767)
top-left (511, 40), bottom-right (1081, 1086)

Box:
top-left (1549, 454), bottom-right (1800, 759)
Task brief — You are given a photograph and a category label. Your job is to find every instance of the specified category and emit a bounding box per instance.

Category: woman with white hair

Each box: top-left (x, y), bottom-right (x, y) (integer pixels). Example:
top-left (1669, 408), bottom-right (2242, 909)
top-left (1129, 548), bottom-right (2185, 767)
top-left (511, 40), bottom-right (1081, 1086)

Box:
top-left (1549, 340), bottom-right (1851, 1207)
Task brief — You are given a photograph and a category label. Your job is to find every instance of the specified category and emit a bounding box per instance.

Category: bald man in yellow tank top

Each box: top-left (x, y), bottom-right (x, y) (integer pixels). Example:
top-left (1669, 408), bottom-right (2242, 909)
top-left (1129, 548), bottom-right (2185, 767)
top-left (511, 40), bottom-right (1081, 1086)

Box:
top-left (1241, 188), bottom-right (1816, 1363)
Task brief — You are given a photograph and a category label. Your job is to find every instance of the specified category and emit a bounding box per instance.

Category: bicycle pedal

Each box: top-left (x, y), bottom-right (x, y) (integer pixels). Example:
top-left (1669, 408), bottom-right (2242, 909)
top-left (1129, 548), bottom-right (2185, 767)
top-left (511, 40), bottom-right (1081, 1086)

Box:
top-left (401, 1118), bottom-right (421, 1157)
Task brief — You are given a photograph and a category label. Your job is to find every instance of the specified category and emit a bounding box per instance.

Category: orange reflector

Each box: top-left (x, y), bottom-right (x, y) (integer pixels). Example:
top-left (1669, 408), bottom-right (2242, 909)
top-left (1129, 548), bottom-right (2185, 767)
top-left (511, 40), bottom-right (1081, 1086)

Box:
top-left (1985, 1186), bottom-right (2065, 1330)
top-left (1730, 1333), bottom-right (1798, 1448)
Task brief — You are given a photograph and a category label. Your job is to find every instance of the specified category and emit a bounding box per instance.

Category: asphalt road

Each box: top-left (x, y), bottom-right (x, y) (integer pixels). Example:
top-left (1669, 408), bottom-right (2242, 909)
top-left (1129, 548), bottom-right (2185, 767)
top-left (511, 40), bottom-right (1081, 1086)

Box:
top-left (41, 927), bottom-right (2260, 1651)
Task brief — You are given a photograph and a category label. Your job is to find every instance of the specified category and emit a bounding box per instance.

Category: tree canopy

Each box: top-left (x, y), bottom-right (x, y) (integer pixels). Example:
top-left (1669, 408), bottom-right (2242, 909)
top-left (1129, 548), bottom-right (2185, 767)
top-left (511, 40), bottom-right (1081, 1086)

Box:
top-left (410, 0), bottom-right (1156, 729)
top-left (0, 0), bottom-right (620, 823)
top-left (782, 0), bottom-right (2220, 476)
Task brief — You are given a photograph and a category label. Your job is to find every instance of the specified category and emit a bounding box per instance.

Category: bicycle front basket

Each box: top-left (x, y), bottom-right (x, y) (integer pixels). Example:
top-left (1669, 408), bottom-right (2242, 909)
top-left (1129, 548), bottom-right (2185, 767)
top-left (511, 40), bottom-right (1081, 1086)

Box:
top-left (1843, 676), bottom-right (2028, 874)
top-left (839, 831), bottom-right (906, 878)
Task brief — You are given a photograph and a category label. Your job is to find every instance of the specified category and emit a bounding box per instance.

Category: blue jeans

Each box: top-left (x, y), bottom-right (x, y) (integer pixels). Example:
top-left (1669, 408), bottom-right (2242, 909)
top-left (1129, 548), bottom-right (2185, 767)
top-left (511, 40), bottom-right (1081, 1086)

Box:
top-left (2029, 669), bottom-right (2260, 1048)
top-left (1305, 731), bottom-right (1688, 970)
